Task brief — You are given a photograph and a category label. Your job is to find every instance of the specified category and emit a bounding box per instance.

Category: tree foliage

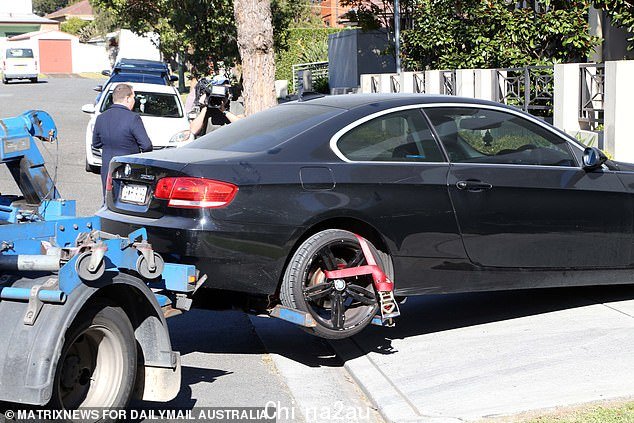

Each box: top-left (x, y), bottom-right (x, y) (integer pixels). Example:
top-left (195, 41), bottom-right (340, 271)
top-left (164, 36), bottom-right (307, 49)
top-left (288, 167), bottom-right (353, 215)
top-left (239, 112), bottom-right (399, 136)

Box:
top-left (272, 0), bottom-right (326, 51)
top-left (60, 16), bottom-right (91, 35)
top-left (90, 0), bottom-right (237, 75)
top-left (401, 0), bottom-right (598, 70)
top-left (275, 27), bottom-right (340, 83)
top-left (91, 0), bottom-right (316, 76)
top-left (593, 0), bottom-right (634, 50)
top-left (340, 0), bottom-right (415, 31)
top-left (33, 0), bottom-right (70, 16)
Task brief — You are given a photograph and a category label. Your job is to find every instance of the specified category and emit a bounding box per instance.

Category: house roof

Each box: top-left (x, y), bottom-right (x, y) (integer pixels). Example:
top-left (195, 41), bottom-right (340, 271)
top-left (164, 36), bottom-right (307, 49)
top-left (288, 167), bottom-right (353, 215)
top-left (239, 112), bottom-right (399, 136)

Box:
top-left (8, 29), bottom-right (77, 41)
top-left (0, 13), bottom-right (58, 25)
top-left (45, 0), bottom-right (93, 20)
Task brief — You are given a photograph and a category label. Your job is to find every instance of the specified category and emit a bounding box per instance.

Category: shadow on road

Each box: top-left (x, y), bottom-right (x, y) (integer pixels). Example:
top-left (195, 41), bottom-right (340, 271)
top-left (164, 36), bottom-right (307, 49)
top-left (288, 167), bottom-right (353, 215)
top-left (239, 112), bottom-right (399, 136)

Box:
top-left (169, 285), bottom-right (634, 368)
top-left (331, 284), bottom-right (634, 357)
top-left (132, 366), bottom-right (231, 410)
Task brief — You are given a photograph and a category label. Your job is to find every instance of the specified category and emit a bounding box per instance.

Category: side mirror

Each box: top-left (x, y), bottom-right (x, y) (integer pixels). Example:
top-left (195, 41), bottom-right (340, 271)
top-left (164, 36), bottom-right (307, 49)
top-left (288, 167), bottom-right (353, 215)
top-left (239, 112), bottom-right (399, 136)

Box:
top-left (169, 75), bottom-right (179, 82)
top-left (101, 70), bottom-right (111, 76)
top-left (93, 85), bottom-right (103, 92)
top-left (582, 147), bottom-right (607, 171)
top-left (81, 104), bottom-right (95, 114)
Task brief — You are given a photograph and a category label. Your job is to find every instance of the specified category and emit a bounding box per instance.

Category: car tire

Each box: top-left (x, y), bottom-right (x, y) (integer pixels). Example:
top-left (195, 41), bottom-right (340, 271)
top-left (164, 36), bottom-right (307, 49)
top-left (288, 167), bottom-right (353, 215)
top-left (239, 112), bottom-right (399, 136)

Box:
top-left (85, 159), bottom-right (100, 174)
top-left (49, 301), bottom-right (137, 414)
top-left (2, 77), bottom-right (7, 84)
top-left (30, 77), bottom-right (38, 83)
top-left (280, 229), bottom-right (392, 339)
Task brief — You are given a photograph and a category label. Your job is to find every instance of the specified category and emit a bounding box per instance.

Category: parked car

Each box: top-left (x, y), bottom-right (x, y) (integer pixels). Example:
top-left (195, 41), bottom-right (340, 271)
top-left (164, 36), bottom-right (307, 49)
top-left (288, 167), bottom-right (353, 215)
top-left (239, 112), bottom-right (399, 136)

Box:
top-left (82, 82), bottom-right (193, 173)
top-left (97, 94), bottom-right (633, 339)
top-left (93, 71), bottom-right (173, 104)
top-left (101, 58), bottom-right (177, 84)
top-left (2, 47), bottom-right (38, 84)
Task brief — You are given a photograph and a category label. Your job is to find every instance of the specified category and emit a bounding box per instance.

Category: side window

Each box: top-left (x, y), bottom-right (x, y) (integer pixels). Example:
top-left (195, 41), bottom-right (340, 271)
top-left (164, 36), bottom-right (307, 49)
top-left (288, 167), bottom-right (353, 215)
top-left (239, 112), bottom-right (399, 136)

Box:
top-left (424, 107), bottom-right (576, 167)
top-left (101, 93), bottom-right (114, 112)
top-left (337, 109), bottom-right (444, 163)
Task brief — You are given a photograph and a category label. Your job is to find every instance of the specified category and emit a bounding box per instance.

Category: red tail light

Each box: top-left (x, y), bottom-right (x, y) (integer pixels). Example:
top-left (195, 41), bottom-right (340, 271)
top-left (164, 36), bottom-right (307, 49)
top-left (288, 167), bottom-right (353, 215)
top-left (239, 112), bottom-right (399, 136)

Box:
top-left (154, 177), bottom-right (238, 209)
top-left (106, 172), bottom-right (113, 192)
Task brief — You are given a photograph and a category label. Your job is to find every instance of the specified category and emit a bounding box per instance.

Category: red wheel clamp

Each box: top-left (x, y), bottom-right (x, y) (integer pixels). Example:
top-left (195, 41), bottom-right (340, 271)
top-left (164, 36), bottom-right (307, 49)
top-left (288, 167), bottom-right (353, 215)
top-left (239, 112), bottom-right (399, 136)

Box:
top-left (323, 234), bottom-right (400, 327)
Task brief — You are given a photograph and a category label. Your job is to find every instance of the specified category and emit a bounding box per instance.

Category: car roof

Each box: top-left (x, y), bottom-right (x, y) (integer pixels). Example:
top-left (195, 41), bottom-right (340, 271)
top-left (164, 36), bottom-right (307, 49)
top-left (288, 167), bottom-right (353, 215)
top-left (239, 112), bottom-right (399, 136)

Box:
top-left (109, 72), bottom-right (167, 85)
top-left (113, 67), bottom-right (168, 76)
top-left (107, 82), bottom-right (178, 94)
top-left (115, 58), bottom-right (168, 69)
top-left (286, 93), bottom-right (505, 110)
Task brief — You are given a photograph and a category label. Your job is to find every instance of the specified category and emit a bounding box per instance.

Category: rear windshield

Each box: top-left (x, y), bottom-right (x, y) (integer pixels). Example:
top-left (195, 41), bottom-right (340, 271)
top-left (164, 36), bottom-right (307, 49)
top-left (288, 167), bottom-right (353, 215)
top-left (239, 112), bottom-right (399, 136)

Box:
top-left (115, 63), bottom-right (168, 74)
top-left (190, 104), bottom-right (344, 153)
top-left (101, 90), bottom-right (183, 118)
top-left (6, 48), bottom-right (34, 58)
top-left (110, 73), bottom-right (166, 85)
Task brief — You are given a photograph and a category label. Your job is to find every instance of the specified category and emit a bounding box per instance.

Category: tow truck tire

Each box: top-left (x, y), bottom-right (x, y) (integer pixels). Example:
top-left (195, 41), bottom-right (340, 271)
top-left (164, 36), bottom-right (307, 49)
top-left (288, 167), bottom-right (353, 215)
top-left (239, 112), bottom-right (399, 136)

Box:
top-left (51, 301), bottom-right (136, 414)
top-left (280, 229), bottom-right (393, 339)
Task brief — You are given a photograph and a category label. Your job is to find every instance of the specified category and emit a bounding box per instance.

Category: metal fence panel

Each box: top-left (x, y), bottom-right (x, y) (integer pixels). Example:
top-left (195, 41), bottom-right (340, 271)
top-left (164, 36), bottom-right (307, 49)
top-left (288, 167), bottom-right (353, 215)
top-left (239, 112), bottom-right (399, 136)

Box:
top-left (441, 70), bottom-right (456, 95)
top-left (494, 66), bottom-right (553, 120)
top-left (579, 64), bottom-right (604, 130)
top-left (291, 61), bottom-right (329, 92)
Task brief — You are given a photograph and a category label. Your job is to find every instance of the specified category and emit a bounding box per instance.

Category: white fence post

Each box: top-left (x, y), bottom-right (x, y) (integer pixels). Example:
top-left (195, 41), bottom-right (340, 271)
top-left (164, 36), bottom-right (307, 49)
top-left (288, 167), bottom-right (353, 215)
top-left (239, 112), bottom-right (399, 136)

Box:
top-left (401, 72), bottom-right (415, 93)
top-left (379, 74), bottom-right (392, 93)
top-left (425, 70), bottom-right (441, 94)
top-left (455, 69), bottom-right (475, 97)
top-left (474, 69), bottom-right (495, 101)
top-left (605, 60), bottom-right (634, 161)
top-left (359, 74), bottom-right (373, 93)
top-left (553, 63), bottom-right (581, 134)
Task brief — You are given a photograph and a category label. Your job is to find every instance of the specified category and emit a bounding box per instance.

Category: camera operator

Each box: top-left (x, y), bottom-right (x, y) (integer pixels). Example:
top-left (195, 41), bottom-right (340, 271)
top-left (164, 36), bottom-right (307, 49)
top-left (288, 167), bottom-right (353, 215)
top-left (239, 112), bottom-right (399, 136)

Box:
top-left (189, 76), bottom-right (242, 137)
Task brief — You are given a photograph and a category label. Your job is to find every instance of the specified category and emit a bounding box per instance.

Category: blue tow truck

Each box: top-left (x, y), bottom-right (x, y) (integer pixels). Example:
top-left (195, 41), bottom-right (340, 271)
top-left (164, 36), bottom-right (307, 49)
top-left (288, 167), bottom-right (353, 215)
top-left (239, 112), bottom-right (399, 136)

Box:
top-left (0, 111), bottom-right (202, 411)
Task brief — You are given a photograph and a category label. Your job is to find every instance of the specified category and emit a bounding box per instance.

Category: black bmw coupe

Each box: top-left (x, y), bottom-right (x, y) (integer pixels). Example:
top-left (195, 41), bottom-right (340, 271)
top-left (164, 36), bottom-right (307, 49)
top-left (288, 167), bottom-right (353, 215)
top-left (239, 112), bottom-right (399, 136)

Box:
top-left (98, 94), bottom-right (634, 338)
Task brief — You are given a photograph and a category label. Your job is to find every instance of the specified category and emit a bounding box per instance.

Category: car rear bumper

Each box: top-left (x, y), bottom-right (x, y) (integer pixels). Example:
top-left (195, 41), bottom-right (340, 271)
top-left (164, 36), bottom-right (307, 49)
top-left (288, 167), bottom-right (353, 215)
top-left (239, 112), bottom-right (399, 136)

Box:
top-left (3, 73), bottom-right (37, 79)
top-left (98, 209), bottom-right (299, 295)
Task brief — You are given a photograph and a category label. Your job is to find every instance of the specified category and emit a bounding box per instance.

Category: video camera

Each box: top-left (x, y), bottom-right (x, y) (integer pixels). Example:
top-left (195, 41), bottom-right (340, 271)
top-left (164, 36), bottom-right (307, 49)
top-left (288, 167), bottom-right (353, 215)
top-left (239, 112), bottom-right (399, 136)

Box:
top-left (195, 76), bottom-right (231, 109)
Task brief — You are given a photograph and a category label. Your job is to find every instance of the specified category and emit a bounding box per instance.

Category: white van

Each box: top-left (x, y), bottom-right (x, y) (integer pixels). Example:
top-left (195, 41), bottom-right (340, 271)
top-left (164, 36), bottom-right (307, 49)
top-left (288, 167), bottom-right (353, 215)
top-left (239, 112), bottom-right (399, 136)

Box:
top-left (2, 48), bottom-right (38, 84)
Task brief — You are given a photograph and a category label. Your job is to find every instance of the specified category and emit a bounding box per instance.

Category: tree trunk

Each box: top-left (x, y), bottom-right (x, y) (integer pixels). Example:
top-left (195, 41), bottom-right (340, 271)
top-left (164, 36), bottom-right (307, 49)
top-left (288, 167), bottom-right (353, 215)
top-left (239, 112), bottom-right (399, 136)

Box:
top-left (234, 0), bottom-right (277, 116)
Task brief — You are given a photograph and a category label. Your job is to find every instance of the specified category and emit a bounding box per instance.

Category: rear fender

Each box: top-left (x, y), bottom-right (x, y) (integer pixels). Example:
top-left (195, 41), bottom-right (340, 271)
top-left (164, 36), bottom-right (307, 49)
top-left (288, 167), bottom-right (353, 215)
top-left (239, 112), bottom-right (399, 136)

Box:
top-left (0, 272), bottom-right (179, 405)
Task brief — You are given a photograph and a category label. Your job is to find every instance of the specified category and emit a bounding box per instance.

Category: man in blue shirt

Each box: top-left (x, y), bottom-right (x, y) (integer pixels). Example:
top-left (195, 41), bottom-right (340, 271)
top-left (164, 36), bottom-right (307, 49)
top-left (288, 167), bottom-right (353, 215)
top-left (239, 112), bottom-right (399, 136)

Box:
top-left (92, 83), bottom-right (153, 195)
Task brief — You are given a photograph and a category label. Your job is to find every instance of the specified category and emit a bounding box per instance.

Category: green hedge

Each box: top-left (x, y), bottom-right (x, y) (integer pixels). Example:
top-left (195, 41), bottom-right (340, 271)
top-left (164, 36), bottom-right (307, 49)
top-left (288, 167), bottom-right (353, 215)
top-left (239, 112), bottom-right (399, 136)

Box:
top-left (275, 27), bottom-right (342, 85)
top-left (60, 17), bottom-right (91, 36)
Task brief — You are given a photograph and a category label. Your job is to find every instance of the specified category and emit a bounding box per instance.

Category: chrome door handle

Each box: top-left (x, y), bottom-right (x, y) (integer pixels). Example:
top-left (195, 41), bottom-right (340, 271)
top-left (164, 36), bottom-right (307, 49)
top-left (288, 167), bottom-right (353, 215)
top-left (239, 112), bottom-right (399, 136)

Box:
top-left (456, 180), bottom-right (493, 191)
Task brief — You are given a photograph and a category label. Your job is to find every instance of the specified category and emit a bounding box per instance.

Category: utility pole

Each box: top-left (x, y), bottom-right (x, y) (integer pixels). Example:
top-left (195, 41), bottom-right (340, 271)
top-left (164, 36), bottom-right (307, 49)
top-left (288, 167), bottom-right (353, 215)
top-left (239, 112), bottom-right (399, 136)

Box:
top-left (394, 0), bottom-right (401, 74)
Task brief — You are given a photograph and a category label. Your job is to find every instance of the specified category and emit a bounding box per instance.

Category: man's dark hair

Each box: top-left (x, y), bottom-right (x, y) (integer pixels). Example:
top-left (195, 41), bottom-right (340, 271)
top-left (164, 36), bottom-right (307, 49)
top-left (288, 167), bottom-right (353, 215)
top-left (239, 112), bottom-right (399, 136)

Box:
top-left (113, 83), bottom-right (134, 103)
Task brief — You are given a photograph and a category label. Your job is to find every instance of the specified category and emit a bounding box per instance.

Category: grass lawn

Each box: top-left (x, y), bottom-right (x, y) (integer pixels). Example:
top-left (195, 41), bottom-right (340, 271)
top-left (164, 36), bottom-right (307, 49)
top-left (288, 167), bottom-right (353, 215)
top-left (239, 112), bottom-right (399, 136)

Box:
top-left (481, 400), bottom-right (634, 422)
top-left (78, 72), bottom-right (105, 79)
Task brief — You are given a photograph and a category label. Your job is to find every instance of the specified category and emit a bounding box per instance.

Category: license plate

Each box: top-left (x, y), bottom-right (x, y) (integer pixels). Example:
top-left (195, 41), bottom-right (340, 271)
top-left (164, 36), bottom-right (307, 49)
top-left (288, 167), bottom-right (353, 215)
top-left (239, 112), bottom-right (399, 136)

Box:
top-left (120, 184), bottom-right (148, 204)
